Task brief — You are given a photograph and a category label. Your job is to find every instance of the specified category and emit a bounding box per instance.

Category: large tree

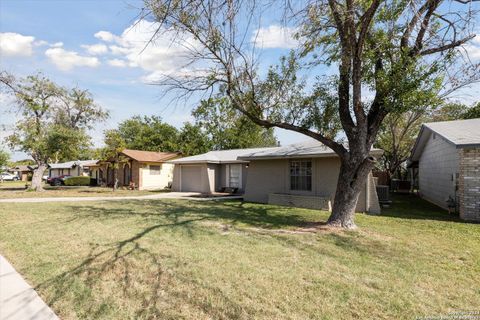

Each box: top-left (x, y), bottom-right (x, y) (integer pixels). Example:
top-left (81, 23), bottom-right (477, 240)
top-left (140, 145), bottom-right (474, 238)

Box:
top-left (141, 0), bottom-right (478, 228)
top-left (0, 72), bottom-right (108, 191)
top-left (117, 115), bottom-right (180, 152)
top-left (193, 97), bottom-right (278, 149)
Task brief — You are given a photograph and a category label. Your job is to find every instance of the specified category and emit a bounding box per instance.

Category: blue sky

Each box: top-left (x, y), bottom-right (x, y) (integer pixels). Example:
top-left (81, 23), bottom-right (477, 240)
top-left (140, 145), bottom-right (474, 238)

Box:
top-left (0, 0), bottom-right (479, 161)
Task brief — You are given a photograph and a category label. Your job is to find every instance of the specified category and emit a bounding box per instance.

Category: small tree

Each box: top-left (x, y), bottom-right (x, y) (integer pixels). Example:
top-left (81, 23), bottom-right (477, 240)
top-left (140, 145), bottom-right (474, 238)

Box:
top-left (0, 72), bottom-right (108, 191)
top-left (0, 149), bottom-right (9, 183)
top-left (100, 130), bottom-right (126, 191)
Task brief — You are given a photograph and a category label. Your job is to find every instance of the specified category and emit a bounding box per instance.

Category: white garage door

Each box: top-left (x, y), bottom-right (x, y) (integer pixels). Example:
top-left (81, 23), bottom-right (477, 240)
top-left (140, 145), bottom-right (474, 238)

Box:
top-left (181, 166), bottom-right (203, 192)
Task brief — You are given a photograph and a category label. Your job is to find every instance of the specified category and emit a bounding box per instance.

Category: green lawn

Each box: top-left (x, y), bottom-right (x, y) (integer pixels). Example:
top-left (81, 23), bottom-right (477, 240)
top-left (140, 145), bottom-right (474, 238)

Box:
top-left (0, 195), bottom-right (478, 319)
top-left (0, 180), bottom-right (167, 198)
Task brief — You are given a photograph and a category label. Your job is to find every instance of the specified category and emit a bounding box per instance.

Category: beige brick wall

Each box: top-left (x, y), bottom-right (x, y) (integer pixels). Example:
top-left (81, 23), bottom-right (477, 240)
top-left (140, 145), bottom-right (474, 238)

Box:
top-left (459, 148), bottom-right (480, 221)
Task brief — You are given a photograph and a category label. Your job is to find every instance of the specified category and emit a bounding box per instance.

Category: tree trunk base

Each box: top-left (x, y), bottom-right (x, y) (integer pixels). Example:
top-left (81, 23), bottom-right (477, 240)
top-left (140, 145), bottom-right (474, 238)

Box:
top-left (326, 218), bottom-right (357, 229)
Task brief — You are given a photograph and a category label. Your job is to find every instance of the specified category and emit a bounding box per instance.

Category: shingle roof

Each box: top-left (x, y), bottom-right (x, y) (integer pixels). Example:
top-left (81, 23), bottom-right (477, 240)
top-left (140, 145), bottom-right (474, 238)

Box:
top-left (49, 160), bottom-right (98, 169)
top-left (12, 165), bottom-right (33, 172)
top-left (410, 118), bottom-right (480, 161)
top-left (169, 147), bottom-right (277, 164)
top-left (121, 149), bottom-right (181, 163)
top-left (170, 140), bottom-right (382, 163)
top-left (423, 118), bottom-right (480, 146)
top-left (239, 140), bottom-right (383, 160)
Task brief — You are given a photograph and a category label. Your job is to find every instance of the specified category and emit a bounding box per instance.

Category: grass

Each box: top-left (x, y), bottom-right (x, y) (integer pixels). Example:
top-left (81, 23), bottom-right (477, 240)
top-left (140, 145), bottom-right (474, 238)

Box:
top-left (0, 195), bottom-right (479, 319)
top-left (0, 180), bottom-right (168, 198)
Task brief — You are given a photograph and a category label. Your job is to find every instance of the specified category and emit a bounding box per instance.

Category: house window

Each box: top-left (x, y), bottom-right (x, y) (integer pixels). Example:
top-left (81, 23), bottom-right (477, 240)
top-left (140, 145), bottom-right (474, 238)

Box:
top-left (150, 165), bottom-right (161, 175)
top-left (290, 160), bottom-right (312, 191)
top-left (229, 164), bottom-right (241, 188)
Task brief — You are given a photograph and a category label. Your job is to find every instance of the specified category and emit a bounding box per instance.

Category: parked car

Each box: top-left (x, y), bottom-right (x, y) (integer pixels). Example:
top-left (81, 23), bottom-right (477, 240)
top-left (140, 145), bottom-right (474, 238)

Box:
top-left (42, 175), bottom-right (49, 181)
top-left (47, 175), bottom-right (71, 186)
top-left (0, 172), bottom-right (19, 181)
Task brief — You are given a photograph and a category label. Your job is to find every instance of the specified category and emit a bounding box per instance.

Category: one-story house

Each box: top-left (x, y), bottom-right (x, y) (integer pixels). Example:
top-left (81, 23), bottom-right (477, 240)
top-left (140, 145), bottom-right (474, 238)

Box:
top-left (48, 160), bottom-right (98, 179)
top-left (410, 118), bottom-right (480, 221)
top-left (99, 149), bottom-right (181, 190)
top-left (170, 141), bottom-right (382, 214)
top-left (9, 165), bottom-right (34, 181)
top-left (238, 140), bottom-right (382, 213)
top-left (170, 148), bottom-right (275, 193)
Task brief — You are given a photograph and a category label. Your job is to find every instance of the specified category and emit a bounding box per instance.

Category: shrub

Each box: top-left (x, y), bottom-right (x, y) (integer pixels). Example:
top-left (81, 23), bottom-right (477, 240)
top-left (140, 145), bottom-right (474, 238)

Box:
top-left (64, 176), bottom-right (91, 186)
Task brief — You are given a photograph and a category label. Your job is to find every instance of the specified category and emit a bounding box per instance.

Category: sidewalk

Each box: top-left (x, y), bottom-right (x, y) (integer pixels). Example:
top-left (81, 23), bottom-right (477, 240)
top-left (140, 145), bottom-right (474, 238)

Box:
top-left (0, 255), bottom-right (58, 320)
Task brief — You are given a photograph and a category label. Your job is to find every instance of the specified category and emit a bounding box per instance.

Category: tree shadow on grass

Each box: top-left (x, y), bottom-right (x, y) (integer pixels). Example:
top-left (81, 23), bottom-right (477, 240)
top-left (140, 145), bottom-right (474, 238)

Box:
top-left (35, 200), bottom-right (318, 318)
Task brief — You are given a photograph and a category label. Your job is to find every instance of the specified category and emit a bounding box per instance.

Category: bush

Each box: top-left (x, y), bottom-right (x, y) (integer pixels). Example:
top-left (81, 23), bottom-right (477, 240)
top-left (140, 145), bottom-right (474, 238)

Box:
top-left (64, 176), bottom-right (91, 186)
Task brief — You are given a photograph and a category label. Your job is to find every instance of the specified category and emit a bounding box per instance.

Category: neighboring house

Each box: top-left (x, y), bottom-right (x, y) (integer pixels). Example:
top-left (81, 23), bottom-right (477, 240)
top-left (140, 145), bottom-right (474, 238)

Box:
top-left (99, 149), bottom-right (181, 190)
top-left (49, 160), bottom-right (98, 179)
top-left (410, 118), bottom-right (480, 221)
top-left (170, 148), bottom-right (276, 193)
top-left (9, 165), bottom-right (34, 181)
top-left (238, 140), bottom-right (382, 213)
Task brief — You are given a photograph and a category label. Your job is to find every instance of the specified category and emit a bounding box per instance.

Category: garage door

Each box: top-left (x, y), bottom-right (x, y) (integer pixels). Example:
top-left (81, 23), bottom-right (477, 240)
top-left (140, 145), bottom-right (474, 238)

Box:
top-left (181, 166), bottom-right (203, 192)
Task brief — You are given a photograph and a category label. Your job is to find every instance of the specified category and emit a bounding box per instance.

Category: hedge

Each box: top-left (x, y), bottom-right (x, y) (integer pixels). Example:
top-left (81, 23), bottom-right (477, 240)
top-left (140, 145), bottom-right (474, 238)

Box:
top-left (64, 176), bottom-right (91, 186)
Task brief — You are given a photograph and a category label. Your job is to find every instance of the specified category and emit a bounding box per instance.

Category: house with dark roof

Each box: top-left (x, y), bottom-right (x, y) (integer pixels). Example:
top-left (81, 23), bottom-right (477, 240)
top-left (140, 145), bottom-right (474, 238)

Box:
top-left (170, 141), bottom-right (382, 214)
top-left (99, 149), bottom-right (182, 190)
top-left (410, 118), bottom-right (480, 221)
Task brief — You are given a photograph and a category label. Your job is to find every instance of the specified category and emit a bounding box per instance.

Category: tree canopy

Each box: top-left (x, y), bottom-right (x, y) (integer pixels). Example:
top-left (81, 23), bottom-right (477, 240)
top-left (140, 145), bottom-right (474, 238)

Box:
top-left (0, 72), bottom-right (108, 190)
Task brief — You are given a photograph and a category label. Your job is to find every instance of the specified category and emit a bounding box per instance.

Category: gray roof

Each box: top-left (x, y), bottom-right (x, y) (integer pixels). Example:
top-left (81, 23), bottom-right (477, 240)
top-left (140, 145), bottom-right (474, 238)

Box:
top-left (411, 118), bottom-right (480, 161)
top-left (48, 160), bottom-right (98, 169)
top-left (239, 140), bottom-right (383, 160)
top-left (423, 118), bottom-right (480, 146)
top-left (169, 147), bottom-right (278, 164)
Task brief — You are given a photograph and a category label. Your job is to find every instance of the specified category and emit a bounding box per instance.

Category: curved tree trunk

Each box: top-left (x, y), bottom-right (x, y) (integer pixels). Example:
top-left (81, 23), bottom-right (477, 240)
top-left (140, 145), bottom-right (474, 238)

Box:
top-left (31, 163), bottom-right (47, 191)
top-left (327, 155), bottom-right (375, 229)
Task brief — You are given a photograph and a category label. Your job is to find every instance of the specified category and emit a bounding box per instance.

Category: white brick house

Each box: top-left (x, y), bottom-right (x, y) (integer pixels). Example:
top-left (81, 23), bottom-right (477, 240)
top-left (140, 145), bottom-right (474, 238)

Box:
top-left (410, 118), bottom-right (480, 221)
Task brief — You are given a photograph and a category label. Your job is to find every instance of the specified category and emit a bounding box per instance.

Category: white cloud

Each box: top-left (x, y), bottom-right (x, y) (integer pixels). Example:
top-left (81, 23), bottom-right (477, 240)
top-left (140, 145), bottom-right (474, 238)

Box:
top-left (81, 43), bottom-right (108, 55)
top-left (464, 35), bottom-right (480, 61)
top-left (34, 40), bottom-right (48, 47)
top-left (45, 47), bottom-right (100, 71)
top-left (50, 42), bottom-right (64, 48)
top-left (93, 20), bottom-right (202, 79)
top-left (94, 31), bottom-right (118, 42)
top-left (107, 58), bottom-right (128, 67)
top-left (252, 25), bottom-right (299, 49)
top-left (0, 32), bottom-right (35, 56)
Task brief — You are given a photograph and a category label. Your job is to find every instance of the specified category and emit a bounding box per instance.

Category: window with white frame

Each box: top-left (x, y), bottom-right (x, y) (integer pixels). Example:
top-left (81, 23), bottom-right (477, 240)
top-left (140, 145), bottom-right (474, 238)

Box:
top-left (228, 164), bottom-right (241, 188)
top-left (290, 160), bottom-right (312, 191)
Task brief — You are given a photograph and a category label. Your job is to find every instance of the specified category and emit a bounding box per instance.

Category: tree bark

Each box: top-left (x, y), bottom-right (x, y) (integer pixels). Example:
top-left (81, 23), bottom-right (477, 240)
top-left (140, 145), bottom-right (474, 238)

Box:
top-left (31, 163), bottom-right (47, 191)
top-left (327, 155), bottom-right (375, 229)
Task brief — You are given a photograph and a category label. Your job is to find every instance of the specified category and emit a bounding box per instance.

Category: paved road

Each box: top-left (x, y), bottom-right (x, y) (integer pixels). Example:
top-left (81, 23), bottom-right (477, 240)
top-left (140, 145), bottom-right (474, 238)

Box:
top-left (0, 192), bottom-right (243, 203)
top-left (0, 255), bottom-right (58, 320)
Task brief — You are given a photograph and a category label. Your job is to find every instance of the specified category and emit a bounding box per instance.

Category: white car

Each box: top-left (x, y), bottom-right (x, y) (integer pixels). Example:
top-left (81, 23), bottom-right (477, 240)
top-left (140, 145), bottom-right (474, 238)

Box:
top-left (0, 172), bottom-right (19, 181)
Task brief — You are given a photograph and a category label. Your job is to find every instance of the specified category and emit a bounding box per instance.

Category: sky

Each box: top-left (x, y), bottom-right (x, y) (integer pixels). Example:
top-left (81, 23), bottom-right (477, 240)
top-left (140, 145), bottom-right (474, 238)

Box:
top-left (0, 0), bottom-right (479, 161)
